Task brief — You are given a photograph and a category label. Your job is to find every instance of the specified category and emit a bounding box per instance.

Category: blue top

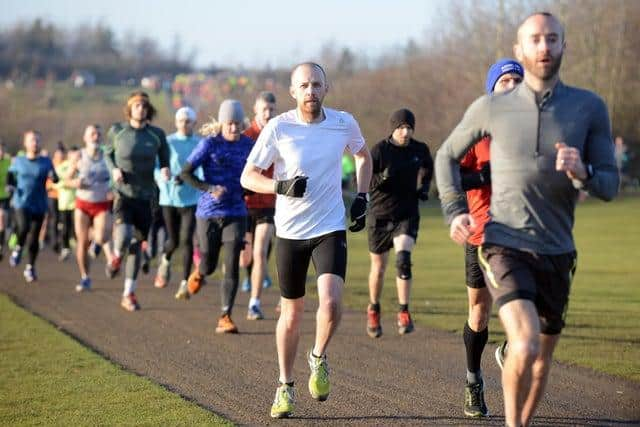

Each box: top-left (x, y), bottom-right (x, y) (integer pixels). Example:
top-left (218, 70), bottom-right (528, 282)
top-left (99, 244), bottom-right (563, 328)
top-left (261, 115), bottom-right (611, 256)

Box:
top-left (186, 134), bottom-right (253, 218)
top-left (9, 156), bottom-right (55, 214)
top-left (155, 132), bottom-right (202, 207)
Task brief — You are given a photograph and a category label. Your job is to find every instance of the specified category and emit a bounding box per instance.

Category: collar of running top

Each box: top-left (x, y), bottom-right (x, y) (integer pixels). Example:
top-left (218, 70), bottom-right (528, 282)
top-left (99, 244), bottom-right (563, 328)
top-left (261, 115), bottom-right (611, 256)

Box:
top-left (516, 79), bottom-right (565, 106)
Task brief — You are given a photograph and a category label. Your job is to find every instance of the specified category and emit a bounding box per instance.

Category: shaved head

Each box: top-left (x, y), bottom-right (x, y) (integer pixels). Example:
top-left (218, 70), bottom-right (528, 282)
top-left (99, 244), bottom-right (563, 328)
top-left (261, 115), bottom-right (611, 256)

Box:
top-left (290, 62), bottom-right (327, 86)
top-left (517, 12), bottom-right (565, 43)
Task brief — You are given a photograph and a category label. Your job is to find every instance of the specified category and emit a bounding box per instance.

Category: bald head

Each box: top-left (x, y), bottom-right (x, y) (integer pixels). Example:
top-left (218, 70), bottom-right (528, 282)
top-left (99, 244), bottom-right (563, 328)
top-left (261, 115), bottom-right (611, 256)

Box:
top-left (517, 12), bottom-right (565, 43)
top-left (290, 62), bottom-right (327, 86)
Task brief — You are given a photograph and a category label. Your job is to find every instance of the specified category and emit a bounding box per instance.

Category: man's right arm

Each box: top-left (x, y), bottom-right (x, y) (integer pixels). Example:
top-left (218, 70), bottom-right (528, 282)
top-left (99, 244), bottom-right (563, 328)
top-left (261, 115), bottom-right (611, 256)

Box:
top-left (435, 96), bottom-right (490, 224)
top-left (103, 124), bottom-right (119, 171)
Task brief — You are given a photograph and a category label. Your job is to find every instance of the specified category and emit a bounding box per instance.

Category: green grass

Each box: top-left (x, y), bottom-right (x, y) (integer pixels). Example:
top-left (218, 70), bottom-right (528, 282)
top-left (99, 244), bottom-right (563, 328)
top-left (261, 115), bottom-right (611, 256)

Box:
top-left (0, 294), bottom-right (232, 426)
top-left (338, 196), bottom-right (640, 382)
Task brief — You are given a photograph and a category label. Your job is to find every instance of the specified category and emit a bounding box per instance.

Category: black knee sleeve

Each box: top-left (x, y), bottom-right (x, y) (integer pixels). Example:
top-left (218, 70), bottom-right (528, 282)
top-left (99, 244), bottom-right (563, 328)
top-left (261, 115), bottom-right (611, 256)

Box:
top-left (396, 250), bottom-right (412, 280)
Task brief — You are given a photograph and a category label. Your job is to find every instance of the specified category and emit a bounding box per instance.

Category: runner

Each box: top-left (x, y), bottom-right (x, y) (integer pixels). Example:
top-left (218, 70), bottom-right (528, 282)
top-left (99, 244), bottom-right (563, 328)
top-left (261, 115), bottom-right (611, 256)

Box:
top-left (153, 106), bottom-right (200, 299)
top-left (239, 91), bottom-right (277, 320)
top-left (42, 143), bottom-right (65, 252)
top-left (7, 130), bottom-right (58, 282)
top-left (180, 99), bottom-right (253, 333)
top-left (365, 108), bottom-right (433, 338)
top-left (55, 145), bottom-right (80, 261)
top-left (435, 12), bottom-right (619, 426)
top-left (71, 124), bottom-right (114, 292)
top-left (104, 91), bottom-right (170, 312)
top-left (0, 142), bottom-right (11, 261)
top-left (456, 59), bottom-right (524, 418)
top-left (240, 62), bottom-right (372, 418)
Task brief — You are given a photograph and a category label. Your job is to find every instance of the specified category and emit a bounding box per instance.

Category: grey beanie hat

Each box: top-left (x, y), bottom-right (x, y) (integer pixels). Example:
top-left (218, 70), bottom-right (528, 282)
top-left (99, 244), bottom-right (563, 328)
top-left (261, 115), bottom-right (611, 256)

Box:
top-left (218, 99), bottom-right (244, 123)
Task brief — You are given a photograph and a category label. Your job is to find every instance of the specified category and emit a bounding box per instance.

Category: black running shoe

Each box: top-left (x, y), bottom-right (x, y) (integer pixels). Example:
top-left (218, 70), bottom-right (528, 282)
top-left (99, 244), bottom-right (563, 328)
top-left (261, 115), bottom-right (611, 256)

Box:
top-left (464, 380), bottom-right (489, 418)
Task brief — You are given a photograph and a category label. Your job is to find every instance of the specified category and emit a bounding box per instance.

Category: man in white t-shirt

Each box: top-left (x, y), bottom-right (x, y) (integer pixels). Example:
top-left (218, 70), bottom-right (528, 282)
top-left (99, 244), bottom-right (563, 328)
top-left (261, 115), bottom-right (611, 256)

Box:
top-left (241, 62), bottom-right (372, 419)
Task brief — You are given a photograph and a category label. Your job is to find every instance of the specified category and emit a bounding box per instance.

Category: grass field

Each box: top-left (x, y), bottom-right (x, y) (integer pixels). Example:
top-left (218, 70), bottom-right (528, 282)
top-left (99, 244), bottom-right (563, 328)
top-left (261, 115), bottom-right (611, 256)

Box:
top-left (0, 294), bottom-right (231, 426)
top-left (337, 195), bottom-right (640, 382)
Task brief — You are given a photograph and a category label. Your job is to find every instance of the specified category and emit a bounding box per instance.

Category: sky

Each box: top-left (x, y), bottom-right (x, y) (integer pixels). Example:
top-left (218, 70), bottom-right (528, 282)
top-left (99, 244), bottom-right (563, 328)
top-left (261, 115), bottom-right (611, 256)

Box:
top-left (3, 0), bottom-right (447, 69)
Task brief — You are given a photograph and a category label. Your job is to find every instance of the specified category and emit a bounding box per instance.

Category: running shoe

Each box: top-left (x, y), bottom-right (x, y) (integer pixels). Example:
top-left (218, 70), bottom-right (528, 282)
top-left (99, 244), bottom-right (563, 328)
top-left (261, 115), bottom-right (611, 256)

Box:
top-left (263, 275), bottom-right (273, 289)
top-left (120, 293), bottom-right (140, 312)
top-left (247, 305), bottom-right (264, 320)
top-left (308, 350), bottom-right (330, 401)
top-left (187, 270), bottom-right (204, 295)
top-left (495, 341), bottom-right (508, 371)
top-left (23, 264), bottom-right (36, 283)
top-left (397, 310), bottom-right (415, 335)
top-left (58, 247), bottom-right (71, 261)
top-left (75, 277), bottom-right (92, 292)
top-left (175, 280), bottom-right (190, 300)
top-left (241, 277), bottom-right (250, 292)
top-left (270, 384), bottom-right (295, 418)
top-left (105, 255), bottom-right (122, 279)
top-left (154, 255), bottom-right (171, 288)
top-left (464, 380), bottom-right (489, 418)
top-left (367, 304), bottom-right (382, 338)
top-left (215, 314), bottom-right (238, 334)
top-left (9, 246), bottom-right (21, 267)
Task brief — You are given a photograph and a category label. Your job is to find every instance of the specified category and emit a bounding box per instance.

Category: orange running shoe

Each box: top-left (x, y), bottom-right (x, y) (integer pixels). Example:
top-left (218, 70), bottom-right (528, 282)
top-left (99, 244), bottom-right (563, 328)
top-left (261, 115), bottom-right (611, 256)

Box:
top-left (397, 310), bottom-right (414, 335)
top-left (215, 313), bottom-right (238, 334)
top-left (187, 270), bottom-right (204, 295)
top-left (367, 305), bottom-right (382, 338)
top-left (120, 293), bottom-right (140, 312)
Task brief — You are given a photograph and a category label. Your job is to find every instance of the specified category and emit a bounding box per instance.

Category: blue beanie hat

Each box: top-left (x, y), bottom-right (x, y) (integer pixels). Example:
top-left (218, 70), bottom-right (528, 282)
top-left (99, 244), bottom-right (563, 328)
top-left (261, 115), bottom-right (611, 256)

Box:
top-left (485, 59), bottom-right (524, 94)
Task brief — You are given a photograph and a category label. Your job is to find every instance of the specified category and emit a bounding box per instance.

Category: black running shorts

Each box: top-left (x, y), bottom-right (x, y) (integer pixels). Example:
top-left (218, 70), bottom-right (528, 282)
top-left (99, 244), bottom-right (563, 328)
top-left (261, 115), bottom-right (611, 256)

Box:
top-left (464, 243), bottom-right (486, 288)
top-left (276, 230), bottom-right (347, 299)
top-left (112, 192), bottom-right (152, 241)
top-left (478, 243), bottom-right (577, 335)
top-left (246, 208), bottom-right (275, 234)
top-left (367, 216), bottom-right (419, 254)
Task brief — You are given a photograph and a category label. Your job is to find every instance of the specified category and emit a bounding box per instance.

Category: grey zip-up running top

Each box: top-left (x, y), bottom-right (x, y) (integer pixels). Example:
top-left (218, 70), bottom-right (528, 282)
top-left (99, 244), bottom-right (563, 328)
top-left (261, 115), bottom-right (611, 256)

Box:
top-left (436, 81), bottom-right (618, 254)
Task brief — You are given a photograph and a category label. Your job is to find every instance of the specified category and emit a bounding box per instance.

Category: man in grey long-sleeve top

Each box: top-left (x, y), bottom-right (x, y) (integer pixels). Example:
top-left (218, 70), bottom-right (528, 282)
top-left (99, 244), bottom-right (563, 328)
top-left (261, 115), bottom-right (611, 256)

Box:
top-left (435, 12), bottom-right (618, 427)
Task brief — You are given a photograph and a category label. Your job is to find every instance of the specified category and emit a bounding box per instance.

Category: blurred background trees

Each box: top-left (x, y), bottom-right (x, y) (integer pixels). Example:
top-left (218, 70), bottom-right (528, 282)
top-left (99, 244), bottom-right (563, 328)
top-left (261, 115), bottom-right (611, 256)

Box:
top-left (0, 0), bottom-right (638, 177)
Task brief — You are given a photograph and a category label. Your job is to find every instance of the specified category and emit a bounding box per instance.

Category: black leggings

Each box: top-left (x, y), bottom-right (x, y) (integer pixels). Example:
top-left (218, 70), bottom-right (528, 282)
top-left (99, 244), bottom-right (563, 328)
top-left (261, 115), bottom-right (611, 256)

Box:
top-left (47, 197), bottom-right (60, 247)
top-left (161, 205), bottom-right (196, 280)
top-left (59, 210), bottom-right (74, 250)
top-left (15, 209), bottom-right (45, 265)
top-left (196, 216), bottom-right (246, 315)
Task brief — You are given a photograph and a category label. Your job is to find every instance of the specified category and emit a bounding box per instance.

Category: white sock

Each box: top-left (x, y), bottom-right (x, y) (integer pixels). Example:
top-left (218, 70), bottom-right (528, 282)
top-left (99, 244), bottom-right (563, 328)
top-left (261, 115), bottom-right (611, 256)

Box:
top-left (249, 297), bottom-right (260, 308)
top-left (123, 278), bottom-right (136, 296)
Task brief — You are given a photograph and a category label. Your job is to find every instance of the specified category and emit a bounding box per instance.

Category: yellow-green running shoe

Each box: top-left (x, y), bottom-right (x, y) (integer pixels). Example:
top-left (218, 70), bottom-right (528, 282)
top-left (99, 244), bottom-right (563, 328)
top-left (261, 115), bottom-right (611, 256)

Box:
top-left (270, 384), bottom-right (295, 418)
top-left (308, 350), bottom-right (330, 401)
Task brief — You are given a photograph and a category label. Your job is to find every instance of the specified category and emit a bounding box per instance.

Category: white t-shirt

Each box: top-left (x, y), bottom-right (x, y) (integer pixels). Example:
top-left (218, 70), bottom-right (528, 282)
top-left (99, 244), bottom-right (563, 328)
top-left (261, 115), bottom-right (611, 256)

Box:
top-left (247, 107), bottom-right (366, 239)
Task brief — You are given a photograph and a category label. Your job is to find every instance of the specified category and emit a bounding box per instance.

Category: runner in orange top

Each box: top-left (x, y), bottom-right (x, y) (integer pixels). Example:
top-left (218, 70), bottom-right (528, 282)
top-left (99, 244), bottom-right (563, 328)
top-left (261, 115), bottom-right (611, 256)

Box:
top-left (458, 58), bottom-right (523, 418)
top-left (240, 91), bottom-right (277, 320)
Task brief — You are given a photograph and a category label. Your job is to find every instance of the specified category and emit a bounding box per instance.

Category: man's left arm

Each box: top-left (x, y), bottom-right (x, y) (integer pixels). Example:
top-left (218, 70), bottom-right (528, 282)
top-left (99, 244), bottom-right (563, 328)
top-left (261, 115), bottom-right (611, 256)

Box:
top-left (560, 98), bottom-right (619, 201)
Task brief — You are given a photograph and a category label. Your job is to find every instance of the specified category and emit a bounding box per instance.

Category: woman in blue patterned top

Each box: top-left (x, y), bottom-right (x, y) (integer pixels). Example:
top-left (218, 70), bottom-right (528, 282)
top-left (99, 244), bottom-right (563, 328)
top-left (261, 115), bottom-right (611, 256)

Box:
top-left (181, 99), bottom-right (253, 334)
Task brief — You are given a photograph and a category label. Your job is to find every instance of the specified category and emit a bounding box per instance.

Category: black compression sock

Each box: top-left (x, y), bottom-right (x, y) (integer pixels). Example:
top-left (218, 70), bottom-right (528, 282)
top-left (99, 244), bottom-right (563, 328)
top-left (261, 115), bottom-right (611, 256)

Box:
top-left (463, 321), bottom-right (488, 375)
top-left (369, 302), bottom-right (380, 312)
top-left (399, 304), bottom-right (409, 312)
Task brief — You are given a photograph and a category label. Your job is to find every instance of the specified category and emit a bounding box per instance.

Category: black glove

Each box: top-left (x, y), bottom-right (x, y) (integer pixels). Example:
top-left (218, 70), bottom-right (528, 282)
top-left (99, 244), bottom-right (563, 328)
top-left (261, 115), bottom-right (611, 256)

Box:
top-left (417, 185), bottom-right (429, 201)
top-left (275, 176), bottom-right (308, 197)
top-left (460, 162), bottom-right (491, 191)
top-left (173, 175), bottom-right (183, 186)
top-left (479, 162), bottom-right (491, 184)
top-left (349, 193), bottom-right (368, 232)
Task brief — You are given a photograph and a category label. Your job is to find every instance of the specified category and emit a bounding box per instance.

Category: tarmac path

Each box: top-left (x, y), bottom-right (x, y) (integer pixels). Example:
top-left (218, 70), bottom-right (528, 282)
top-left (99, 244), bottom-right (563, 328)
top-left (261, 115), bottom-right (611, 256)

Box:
top-left (1, 250), bottom-right (638, 426)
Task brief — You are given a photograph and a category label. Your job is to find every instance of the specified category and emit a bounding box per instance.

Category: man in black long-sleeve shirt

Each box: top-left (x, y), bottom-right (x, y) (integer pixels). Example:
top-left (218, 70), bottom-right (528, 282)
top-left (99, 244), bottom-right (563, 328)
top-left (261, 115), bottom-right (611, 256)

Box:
top-left (366, 108), bottom-right (433, 338)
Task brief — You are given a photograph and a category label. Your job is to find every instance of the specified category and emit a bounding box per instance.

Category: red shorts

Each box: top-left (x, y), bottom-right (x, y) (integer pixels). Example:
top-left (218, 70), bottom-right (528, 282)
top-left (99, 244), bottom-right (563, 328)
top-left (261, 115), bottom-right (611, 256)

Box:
top-left (75, 198), bottom-right (112, 219)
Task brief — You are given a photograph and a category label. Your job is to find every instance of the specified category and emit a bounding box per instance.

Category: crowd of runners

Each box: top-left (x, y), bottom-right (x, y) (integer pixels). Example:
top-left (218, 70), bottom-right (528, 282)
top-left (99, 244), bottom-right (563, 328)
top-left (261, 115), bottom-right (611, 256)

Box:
top-left (0, 12), bottom-right (620, 427)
